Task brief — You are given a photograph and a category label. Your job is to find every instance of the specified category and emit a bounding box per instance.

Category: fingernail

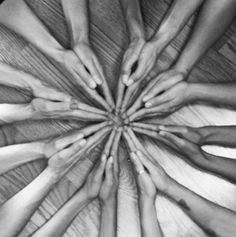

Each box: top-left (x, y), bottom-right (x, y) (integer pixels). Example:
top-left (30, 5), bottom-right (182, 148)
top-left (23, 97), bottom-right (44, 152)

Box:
top-left (130, 152), bottom-right (135, 159)
top-left (136, 150), bottom-right (142, 156)
top-left (159, 125), bottom-right (165, 130)
top-left (143, 96), bottom-right (149, 102)
top-left (109, 156), bottom-right (113, 163)
top-left (79, 139), bottom-right (86, 146)
top-left (145, 102), bottom-right (152, 108)
top-left (90, 81), bottom-right (97, 89)
top-left (122, 75), bottom-right (129, 84)
top-left (101, 154), bottom-right (107, 162)
top-left (77, 133), bottom-right (84, 140)
top-left (95, 76), bottom-right (102, 85)
top-left (126, 79), bottom-right (134, 86)
top-left (159, 131), bottom-right (166, 136)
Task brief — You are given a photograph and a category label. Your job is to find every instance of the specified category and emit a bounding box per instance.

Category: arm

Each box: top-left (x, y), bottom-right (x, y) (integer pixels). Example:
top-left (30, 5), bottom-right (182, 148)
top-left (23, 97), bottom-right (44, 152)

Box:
top-left (174, 0), bottom-right (236, 75)
top-left (32, 156), bottom-right (107, 237)
top-left (116, 0), bottom-right (145, 112)
top-left (135, 150), bottom-right (236, 237)
top-left (61, 0), bottom-right (114, 108)
top-left (0, 138), bottom-right (86, 237)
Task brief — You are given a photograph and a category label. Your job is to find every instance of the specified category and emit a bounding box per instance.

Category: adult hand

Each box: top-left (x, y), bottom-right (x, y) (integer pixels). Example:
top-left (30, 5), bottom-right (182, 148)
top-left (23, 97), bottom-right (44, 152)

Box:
top-left (29, 98), bottom-right (106, 121)
top-left (99, 156), bottom-right (119, 204)
top-left (81, 156), bottom-right (107, 200)
top-left (47, 138), bottom-right (87, 178)
top-left (130, 152), bottom-right (156, 200)
top-left (123, 40), bottom-right (163, 86)
top-left (134, 150), bottom-right (171, 193)
top-left (116, 37), bottom-right (145, 112)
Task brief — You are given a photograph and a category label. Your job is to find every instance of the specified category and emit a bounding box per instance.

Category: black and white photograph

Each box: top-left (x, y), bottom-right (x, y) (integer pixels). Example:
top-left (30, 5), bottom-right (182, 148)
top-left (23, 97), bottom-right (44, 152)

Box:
top-left (0, 0), bottom-right (236, 236)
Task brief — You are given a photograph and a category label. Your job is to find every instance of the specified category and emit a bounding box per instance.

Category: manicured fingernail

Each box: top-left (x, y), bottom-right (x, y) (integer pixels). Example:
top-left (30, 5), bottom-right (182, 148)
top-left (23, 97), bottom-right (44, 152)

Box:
top-left (126, 79), bottom-right (134, 86)
top-left (145, 102), bottom-right (152, 108)
top-left (79, 139), bottom-right (86, 146)
top-left (122, 75), bottom-right (129, 84)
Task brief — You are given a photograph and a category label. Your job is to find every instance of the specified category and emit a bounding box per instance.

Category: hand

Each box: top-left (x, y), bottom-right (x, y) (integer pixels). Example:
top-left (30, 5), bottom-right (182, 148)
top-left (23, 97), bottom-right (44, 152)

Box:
top-left (159, 125), bottom-right (205, 145)
top-left (121, 37), bottom-right (145, 85)
top-left (123, 40), bottom-right (163, 86)
top-left (81, 156), bottom-right (107, 200)
top-left (47, 138), bottom-right (86, 178)
top-left (116, 37), bottom-right (145, 112)
top-left (130, 152), bottom-right (156, 200)
top-left (159, 130), bottom-right (207, 166)
top-left (29, 98), bottom-right (106, 121)
top-left (99, 156), bottom-right (119, 204)
top-left (135, 150), bottom-right (171, 193)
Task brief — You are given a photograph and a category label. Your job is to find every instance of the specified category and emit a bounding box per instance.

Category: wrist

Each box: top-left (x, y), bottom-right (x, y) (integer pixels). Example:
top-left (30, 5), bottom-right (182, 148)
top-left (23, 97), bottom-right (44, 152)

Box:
top-left (128, 17), bottom-right (145, 42)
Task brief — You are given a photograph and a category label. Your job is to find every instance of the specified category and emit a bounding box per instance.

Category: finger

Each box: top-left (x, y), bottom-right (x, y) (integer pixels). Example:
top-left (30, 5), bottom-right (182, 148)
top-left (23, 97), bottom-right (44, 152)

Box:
top-left (120, 82), bottom-right (139, 113)
top-left (104, 156), bottom-right (114, 184)
top-left (85, 57), bottom-right (103, 85)
top-left (74, 61), bottom-right (97, 89)
top-left (123, 130), bottom-right (136, 152)
top-left (55, 131), bottom-right (84, 150)
top-left (136, 150), bottom-right (155, 172)
top-left (94, 154), bottom-right (107, 181)
top-left (128, 109), bottom-right (147, 122)
top-left (58, 139), bottom-right (87, 159)
top-left (70, 110), bottom-right (107, 121)
top-left (132, 127), bottom-right (178, 150)
top-left (70, 99), bottom-right (107, 115)
top-left (43, 88), bottom-right (72, 103)
top-left (130, 152), bottom-right (144, 173)
top-left (131, 122), bottom-right (160, 132)
top-left (115, 79), bottom-right (126, 114)
top-left (159, 131), bottom-right (187, 150)
top-left (81, 121), bottom-right (112, 138)
top-left (44, 100), bottom-right (71, 112)
top-left (145, 92), bottom-right (170, 108)
top-left (102, 129), bottom-right (117, 159)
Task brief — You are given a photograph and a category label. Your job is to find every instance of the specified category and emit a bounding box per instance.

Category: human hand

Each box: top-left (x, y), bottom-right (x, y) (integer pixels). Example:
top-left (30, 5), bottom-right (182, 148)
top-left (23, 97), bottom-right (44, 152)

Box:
top-left (80, 156), bottom-right (107, 200)
top-left (116, 37), bottom-right (145, 113)
top-left (123, 40), bottom-right (163, 86)
top-left (47, 138), bottom-right (86, 179)
top-left (99, 156), bottom-right (119, 205)
top-left (130, 152), bottom-right (157, 201)
top-left (29, 98), bottom-right (107, 121)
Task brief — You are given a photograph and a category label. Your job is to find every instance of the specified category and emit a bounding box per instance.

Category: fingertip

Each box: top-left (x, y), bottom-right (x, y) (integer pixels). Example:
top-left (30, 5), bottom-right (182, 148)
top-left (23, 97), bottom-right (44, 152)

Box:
top-left (79, 139), bottom-right (87, 146)
top-left (158, 125), bottom-right (165, 131)
top-left (126, 78), bottom-right (134, 86)
top-left (89, 80), bottom-right (97, 89)
top-left (145, 102), bottom-right (152, 108)
top-left (122, 75), bottom-right (129, 85)
top-left (77, 133), bottom-right (84, 140)
top-left (109, 156), bottom-right (114, 164)
top-left (101, 154), bottom-right (107, 162)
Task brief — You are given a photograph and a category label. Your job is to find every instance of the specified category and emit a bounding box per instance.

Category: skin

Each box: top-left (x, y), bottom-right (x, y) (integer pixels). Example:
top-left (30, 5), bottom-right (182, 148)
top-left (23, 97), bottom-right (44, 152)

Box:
top-left (0, 124), bottom-right (112, 237)
top-left (61, 0), bottom-right (115, 109)
top-left (125, 0), bottom-right (236, 117)
top-left (31, 156), bottom-right (107, 237)
top-left (115, 0), bottom-right (145, 114)
top-left (157, 125), bottom-right (236, 183)
top-left (126, 132), bottom-right (163, 237)
top-left (0, 0), bottom-right (110, 110)
top-left (124, 131), bottom-right (236, 237)
top-left (0, 122), bottom-right (109, 175)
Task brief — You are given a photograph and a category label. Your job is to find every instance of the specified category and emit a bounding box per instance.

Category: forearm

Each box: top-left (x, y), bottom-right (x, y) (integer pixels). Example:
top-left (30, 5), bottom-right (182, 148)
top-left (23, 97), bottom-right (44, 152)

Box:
top-left (0, 103), bottom-right (33, 124)
top-left (32, 190), bottom-right (90, 237)
top-left (174, 0), bottom-right (236, 75)
top-left (119, 0), bottom-right (144, 40)
top-left (187, 82), bottom-right (236, 108)
top-left (199, 126), bottom-right (236, 147)
top-left (165, 179), bottom-right (236, 237)
top-left (139, 197), bottom-right (163, 237)
top-left (0, 168), bottom-right (58, 237)
top-left (0, 142), bottom-right (44, 175)
top-left (99, 199), bottom-right (117, 237)
top-left (61, 0), bottom-right (89, 46)
top-left (151, 0), bottom-right (203, 56)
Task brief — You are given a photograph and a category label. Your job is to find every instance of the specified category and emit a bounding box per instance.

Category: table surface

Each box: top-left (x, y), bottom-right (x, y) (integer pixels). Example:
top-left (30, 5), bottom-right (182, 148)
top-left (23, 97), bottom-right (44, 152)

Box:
top-left (0, 0), bottom-right (236, 236)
